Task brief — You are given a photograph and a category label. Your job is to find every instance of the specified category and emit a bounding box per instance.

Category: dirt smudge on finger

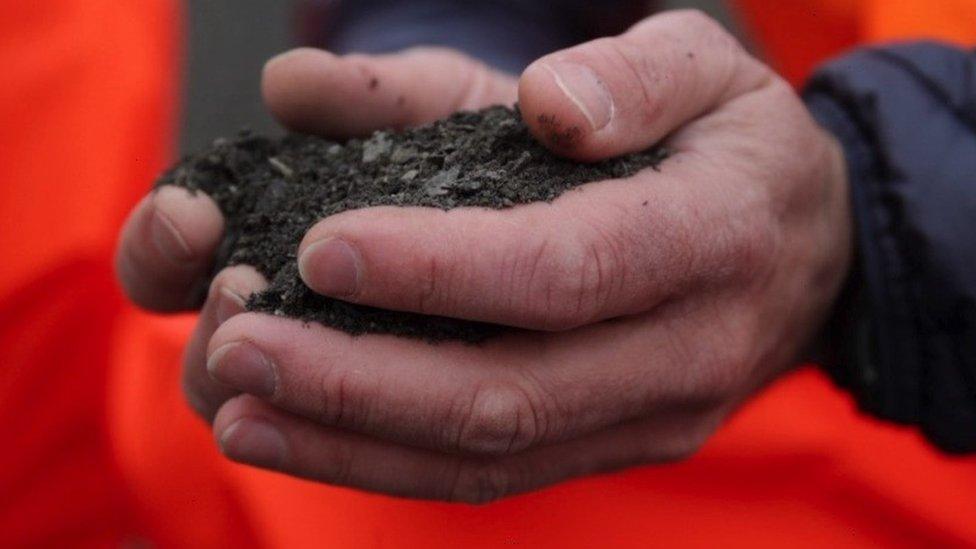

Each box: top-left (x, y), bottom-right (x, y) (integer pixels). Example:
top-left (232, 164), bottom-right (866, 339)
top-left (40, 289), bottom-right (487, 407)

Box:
top-left (536, 113), bottom-right (584, 150)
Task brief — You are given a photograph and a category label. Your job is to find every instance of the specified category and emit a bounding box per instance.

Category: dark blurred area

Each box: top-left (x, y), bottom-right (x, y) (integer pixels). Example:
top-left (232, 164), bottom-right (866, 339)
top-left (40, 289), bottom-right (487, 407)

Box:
top-left (179, 0), bottom-right (741, 154)
top-left (180, 0), bottom-right (297, 153)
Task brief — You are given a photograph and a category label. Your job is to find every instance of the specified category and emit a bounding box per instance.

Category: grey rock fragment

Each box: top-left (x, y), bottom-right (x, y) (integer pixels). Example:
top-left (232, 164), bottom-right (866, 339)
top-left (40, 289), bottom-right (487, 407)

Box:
top-left (390, 146), bottom-right (418, 164)
top-left (424, 166), bottom-right (460, 196)
top-left (362, 132), bottom-right (392, 163)
top-left (400, 169), bottom-right (419, 183)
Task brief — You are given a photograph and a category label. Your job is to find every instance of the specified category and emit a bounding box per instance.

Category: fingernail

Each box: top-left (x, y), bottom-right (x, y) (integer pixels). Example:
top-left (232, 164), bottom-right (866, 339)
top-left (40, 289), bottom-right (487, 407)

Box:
top-left (298, 237), bottom-right (360, 297)
top-left (542, 61), bottom-right (613, 131)
top-left (219, 418), bottom-right (287, 469)
top-left (207, 341), bottom-right (277, 398)
top-left (150, 206), bottom-right (194, 263)
top-left (215, 286), bottom-right (247, 325)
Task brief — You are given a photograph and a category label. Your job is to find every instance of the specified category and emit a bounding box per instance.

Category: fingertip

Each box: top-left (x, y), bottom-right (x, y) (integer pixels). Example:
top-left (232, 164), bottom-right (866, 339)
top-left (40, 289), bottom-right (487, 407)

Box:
top-left (297, 236), bottom-right (362, 298)
top-left (115, 193), bottom-right (153, 275)
top-left (115, 187), bottom-right (223, 311)
top-left (181, 265), bottom-right (268, 425)
top-left (212, 396), bottom-right (288, 469)
top-left (519, 60), bottom-right (607, 161)
top-left (152, 185), bottom-right (224, 260)
top-left (262, 47), bottom-right (339, 133)
top-left (212, 394), bottom-right (246, 439)
top-left (208, 264), bottom-right (269, 325)
top-left (263, 47), bottom-right (331, 76)
top-left (296, 214), bottom-right (369, 298)
top-left (296, 219), bottom-right (326, 259)
top-left (207, 312), bottom-right (264, 357)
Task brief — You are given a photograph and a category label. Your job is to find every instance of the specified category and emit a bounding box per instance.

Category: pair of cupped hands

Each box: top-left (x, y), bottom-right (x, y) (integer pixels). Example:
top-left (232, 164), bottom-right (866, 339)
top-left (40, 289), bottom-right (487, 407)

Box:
top-left (117, 11), bottom-right (851, 503)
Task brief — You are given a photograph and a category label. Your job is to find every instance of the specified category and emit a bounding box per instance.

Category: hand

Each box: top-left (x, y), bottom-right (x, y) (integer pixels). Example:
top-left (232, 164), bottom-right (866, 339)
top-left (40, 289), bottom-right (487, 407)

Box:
top-left (115, 46), bottom-right (518, 419)
top-left (118, 10), bottom-right (852, 502)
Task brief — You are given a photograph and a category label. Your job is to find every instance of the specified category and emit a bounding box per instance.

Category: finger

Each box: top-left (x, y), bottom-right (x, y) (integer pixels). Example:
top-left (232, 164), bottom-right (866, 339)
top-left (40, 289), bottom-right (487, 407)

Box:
top-left (182, 265), bottom-right (268, 421)
top-left (213, 394), bottom-right (717, 503)
top-left (297, 168), bottom-right (733, 330)
top-left (206, 301), bottom-right (732, 457)
top-left (115, 186), bottom-right (224, 311)
top-left (518, 9), bottom-right (771, 160)
top-left (262, 47), bottom-right (517, 137)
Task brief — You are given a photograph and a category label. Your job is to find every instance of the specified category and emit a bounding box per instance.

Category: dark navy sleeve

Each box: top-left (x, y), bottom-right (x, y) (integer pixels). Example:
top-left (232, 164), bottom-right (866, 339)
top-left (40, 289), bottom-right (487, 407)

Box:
top-left (803, 43), bottom-right (976, 453)
top-left (306, 0), bottom-right (647, 74)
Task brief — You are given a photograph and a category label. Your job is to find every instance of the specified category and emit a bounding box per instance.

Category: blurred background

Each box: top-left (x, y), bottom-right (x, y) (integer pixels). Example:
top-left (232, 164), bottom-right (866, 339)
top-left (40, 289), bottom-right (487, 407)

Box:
top-left (180, 0), bottom-right (743, 153)
top-left (3, 1), bottom-right (975, 547)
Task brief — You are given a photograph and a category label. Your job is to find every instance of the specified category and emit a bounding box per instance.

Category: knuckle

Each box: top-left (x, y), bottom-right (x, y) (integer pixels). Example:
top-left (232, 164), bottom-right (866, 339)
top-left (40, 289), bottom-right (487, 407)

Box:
top-left (400, 46), bottom-right (499, 108)
top-left (324, 440), bottom-right (357, 487)
top-left (564, 223), bottom-right (628, 322)
top-left (403, 45), bottom-right (473, 65)
top-left (422, 49), bottom-right (495, 111)
top-left (692, 326), bottom-right (755, 407)
top-left (664, 10), bottom-right (747, 74)
top-left (692, 359), bottom-right (743, 408)
top-left (659, 326), bottom-right (745, 413)
top-left (631, 414), bottom-right (723, 466)
top-left (729, 213), bottom-right (779, 282)
top-left (450, 462), bottom-right (511, 505)
top-left (518, 225), bottom-right (626, 330)
top-left (414, 253), bottom-right (461, 315)
top-left (207, 268), bottom-right (239, 301)
top-left (650, 424), bottom-right (713, 464)
top-left (317, 366), bottom-right (369, 430)
top-left (673, 9), bottom-right (734, 44)
top-left (454, 381), bottom-right (543, 456)
top-left (601, 38), bottom-right (665, 126)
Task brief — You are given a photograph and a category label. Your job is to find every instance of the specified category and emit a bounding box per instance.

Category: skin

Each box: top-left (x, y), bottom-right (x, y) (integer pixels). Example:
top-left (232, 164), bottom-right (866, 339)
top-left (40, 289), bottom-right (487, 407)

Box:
top-left (116, 11), bottom-right (852, 503)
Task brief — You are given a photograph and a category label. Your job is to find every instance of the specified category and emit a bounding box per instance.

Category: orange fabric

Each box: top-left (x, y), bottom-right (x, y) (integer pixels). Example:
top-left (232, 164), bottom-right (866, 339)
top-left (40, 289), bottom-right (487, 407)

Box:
top-left (2, 1), bottom-right (976, 548)
top-left (732, 0), bottom-right (861, 86)
top-left (733, 0), bottom-right (976, 86)
top-left (0, 2), bottom-right (180, 298)
top-left (108, 312), bottom-right (261, 548)
top-left (0, 1), bottom-right (181, 545)
top-left (0, 259), bottom-right (130, 547)
top-left (110, 318), bottom-right (976, 547)
top-left (865, 0), bottom-right (976, 44)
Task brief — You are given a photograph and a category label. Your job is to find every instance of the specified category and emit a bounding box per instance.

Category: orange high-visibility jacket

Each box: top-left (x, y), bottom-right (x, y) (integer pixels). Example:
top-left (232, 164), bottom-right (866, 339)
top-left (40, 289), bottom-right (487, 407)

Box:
top-left (1, 1), bottom-right (974, 547)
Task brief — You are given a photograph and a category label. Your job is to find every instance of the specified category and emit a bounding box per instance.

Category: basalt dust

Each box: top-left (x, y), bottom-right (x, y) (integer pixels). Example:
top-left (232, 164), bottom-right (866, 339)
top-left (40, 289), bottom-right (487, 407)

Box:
top-left (158, 106), bottom-right (667, 342)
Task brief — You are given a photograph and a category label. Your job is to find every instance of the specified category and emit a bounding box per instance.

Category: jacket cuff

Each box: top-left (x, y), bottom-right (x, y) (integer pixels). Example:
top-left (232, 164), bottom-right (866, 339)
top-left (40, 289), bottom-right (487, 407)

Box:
top-left (803, 90), bottom-right (910, 423)
top-left (802, 43), bottom-right (976, 452)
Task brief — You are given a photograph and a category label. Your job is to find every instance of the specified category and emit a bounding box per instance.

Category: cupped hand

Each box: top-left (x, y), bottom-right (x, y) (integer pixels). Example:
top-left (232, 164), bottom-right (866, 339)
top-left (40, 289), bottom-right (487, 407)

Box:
top-left (114, 46), bottom-right (517, 419)
top-left (120, 10), bottom-right (852, 502)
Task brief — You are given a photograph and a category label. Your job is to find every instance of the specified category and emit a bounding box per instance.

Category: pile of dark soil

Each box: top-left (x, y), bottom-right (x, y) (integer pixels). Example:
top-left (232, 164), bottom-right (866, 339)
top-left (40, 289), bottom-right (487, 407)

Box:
top-left (159, 106), bottom-right (667, 342)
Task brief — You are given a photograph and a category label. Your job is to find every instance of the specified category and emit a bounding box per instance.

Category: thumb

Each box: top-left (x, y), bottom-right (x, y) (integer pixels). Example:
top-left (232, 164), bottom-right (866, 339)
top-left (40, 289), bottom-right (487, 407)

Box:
top-left (518, 10), bottom-right (771, 161)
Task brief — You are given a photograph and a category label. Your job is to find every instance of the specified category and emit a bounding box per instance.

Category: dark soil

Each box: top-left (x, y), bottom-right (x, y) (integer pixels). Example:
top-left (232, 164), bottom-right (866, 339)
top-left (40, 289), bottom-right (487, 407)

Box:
top-left (159, 106), bottom-right (667, 342)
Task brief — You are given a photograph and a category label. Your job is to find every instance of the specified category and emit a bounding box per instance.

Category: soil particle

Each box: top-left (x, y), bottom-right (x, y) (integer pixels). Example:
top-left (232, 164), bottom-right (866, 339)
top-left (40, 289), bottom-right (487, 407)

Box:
top-left (158, 106), bottom-right (667, 342)
top-left (536, 113), bottom-right (584, 150)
